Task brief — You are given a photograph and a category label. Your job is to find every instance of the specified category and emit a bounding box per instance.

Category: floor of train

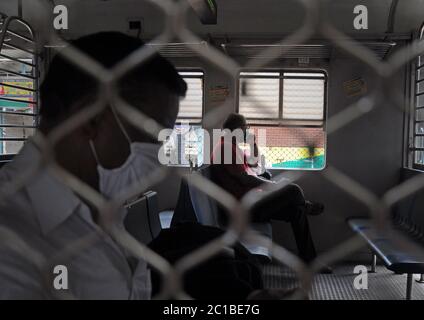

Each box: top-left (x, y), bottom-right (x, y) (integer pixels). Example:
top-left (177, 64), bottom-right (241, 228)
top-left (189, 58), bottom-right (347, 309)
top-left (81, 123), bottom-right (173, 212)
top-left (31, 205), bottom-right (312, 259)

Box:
top-left (262, 264), bottom-right (424, 300)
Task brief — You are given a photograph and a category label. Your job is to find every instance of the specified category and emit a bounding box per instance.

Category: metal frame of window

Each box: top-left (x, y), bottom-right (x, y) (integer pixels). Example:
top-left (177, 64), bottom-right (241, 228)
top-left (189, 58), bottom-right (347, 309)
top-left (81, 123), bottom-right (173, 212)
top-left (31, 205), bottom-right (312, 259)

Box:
top-left (0, 14), bottom-right (39, 161)
top-left (170, 70), bottom-right (205, 167)
top-left (170, 124), bottom-right (204, 168)
top-left (237, 69), bottom-right (328, 172)
top-left (237, 69), bottom-right (328, 128)
top-left (410, 23), bottom-right (424, 171)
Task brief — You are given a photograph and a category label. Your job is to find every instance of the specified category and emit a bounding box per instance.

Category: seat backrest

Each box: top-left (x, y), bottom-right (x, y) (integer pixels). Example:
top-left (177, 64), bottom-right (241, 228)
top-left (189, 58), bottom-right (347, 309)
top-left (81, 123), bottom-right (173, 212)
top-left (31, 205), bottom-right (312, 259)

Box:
top-left (187, 166), bottom-right (220, 227)
top-left (124, 191), bottom-right (161, 244)
top-left (171, 166), bottom-right (220, 227)
top-left (172, 166), bottom-right (272, 259)
top-left (144, 191), bottom-right (162, 239)
top-left (171, 179), bottom-right (198, 226)
top-left (192, 166), bottom-right (273, 258)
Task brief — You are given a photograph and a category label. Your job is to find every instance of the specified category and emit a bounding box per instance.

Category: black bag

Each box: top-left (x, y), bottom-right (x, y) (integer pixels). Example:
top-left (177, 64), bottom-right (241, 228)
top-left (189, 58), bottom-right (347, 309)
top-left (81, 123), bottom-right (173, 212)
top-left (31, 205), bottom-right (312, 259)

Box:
top-left (148, 223), bottom-right (264, 300)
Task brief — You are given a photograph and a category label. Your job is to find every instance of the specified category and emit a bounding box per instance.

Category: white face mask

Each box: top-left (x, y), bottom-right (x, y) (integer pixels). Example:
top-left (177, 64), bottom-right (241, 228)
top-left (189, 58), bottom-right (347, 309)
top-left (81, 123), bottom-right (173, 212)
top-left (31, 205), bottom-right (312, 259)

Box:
top-left (89, 108), bottom-right (161, 200)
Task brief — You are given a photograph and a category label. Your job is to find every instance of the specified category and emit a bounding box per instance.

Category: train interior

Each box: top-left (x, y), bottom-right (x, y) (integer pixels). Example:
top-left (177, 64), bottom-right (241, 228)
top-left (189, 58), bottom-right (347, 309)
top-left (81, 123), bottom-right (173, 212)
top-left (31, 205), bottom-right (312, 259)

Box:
top-left (0, 0), bottom-right (424, 300)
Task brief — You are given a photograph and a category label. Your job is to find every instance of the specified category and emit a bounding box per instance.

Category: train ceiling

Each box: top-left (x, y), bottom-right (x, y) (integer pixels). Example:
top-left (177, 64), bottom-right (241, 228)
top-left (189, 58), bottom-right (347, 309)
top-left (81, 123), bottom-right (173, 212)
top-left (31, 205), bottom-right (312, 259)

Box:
top-left (0, 0), bottom-right (422, 60)
top-left (0, 0), bottom-right (423, 39)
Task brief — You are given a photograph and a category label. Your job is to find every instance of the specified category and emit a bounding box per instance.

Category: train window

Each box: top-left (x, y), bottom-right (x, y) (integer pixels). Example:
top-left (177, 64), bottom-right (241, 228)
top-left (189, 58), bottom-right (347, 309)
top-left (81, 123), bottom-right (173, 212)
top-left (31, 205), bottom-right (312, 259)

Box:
top-left (0, 17), bottom-right (38, 158)
top-left (164, 71), bottom-right (204, 168)
top-left (238, 71), bottom-right (327, 170)
top-left (177, 71), bottom-right (204, 120)
top-left (411, 26), bottom-right (424, 170)
top-left (239, 72), bottom-right (280, 119)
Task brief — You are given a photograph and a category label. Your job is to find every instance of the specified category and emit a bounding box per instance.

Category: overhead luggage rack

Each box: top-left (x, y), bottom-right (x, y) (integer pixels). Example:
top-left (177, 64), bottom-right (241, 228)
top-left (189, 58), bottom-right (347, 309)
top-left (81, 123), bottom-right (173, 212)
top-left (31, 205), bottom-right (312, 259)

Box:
top-left (221, 41), bottom-right (396, 60)
top-left (146, 40), bottom-right (396, 60)
top-left (147, 41), bottom-right (209, 58)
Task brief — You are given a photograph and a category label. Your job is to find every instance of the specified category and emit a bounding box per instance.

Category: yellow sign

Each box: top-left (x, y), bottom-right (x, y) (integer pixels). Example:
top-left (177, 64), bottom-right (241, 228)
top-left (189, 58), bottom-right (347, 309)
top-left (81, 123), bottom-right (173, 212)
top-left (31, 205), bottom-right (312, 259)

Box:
top-left (209, 86), bottom-right (229, 103)
top-left (343, 78), bottom-right (367, 97)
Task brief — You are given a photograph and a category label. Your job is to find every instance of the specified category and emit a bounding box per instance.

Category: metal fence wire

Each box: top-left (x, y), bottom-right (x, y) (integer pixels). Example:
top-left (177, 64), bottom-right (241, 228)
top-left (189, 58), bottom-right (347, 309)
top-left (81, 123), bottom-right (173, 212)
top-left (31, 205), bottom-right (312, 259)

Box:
top-left (0, 0), bottom-right (424, 300)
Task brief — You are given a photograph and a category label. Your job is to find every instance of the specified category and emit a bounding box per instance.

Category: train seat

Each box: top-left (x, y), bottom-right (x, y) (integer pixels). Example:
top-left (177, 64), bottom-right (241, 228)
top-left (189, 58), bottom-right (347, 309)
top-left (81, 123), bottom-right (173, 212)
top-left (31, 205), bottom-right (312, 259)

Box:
top-left (348, 217), bottom-right (424, 300)
top-left (171, 166), bottom-right (273, 260)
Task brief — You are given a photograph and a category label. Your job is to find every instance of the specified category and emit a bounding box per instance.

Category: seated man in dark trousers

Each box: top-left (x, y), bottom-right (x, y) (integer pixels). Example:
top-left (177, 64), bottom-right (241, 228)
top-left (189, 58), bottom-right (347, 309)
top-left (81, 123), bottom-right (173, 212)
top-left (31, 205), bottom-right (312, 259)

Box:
top-left (210, 113), bottom-right (331, 273)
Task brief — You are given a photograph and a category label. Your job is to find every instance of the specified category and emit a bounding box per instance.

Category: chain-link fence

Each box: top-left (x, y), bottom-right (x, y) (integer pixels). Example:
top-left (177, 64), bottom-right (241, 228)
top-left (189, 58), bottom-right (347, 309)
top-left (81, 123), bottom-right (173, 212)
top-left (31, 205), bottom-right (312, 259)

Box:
top-left (248, 126), bottom-right (326, 170)
top-left (0, 0), bottom-right (424, 300)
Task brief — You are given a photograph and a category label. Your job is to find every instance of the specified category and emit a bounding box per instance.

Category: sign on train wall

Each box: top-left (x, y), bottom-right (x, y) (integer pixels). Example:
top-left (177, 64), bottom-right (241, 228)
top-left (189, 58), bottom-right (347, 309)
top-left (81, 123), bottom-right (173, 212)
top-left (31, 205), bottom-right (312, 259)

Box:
top-left (343, 78), bottom-right (368, 97)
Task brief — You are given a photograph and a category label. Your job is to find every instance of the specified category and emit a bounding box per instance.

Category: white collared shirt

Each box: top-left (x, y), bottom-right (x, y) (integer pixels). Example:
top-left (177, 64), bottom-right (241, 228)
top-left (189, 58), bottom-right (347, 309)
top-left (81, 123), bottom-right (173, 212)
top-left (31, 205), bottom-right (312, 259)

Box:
top-left (0, 140), bottom-right (151, 300)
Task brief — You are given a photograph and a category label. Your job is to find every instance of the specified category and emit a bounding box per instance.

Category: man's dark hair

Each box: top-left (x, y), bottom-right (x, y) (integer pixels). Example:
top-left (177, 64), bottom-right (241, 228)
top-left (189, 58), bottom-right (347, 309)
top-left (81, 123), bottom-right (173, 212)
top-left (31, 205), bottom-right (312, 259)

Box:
top-left (40, 32), bottom-right (187, 122)
top-left (223, 113), bottom-right (247, 131)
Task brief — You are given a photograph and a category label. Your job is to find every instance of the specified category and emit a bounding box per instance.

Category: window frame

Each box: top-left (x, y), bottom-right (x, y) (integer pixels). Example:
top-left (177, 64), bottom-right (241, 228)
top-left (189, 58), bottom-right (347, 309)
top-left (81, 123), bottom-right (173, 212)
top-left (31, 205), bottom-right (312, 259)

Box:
top-left (167, 69), bottom-right (206, 168)
top-left (237, 69), bottom-right (328, 128)
top-left (410, 23), bottom-right (424, 171)
top-left (0, 15), bottom-right (39, 161)
top-left (237, 69), bottom-right (328, 172)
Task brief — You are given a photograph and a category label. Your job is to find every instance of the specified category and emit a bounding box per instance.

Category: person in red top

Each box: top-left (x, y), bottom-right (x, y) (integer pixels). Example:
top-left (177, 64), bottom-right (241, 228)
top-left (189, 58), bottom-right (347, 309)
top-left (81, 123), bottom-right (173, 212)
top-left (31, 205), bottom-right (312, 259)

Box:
top-left (211, 114), bottom-right (331, 272)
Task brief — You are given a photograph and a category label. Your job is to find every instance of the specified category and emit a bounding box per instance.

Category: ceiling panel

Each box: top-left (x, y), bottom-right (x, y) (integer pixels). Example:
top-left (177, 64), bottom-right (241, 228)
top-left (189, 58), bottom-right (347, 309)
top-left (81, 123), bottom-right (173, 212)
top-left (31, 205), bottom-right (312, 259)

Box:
top-left (0, 0), bottom-right (423, 39)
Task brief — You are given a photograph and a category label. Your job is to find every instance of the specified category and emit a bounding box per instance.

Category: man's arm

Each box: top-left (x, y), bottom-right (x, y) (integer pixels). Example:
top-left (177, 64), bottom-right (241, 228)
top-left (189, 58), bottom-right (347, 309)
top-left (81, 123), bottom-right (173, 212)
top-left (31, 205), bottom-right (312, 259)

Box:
top-left (224, 140), bottom-right (275, 189)
top-left (223, 164), bottom-right (275, 189)
top-left (240, 172), bottom-right (274, 188)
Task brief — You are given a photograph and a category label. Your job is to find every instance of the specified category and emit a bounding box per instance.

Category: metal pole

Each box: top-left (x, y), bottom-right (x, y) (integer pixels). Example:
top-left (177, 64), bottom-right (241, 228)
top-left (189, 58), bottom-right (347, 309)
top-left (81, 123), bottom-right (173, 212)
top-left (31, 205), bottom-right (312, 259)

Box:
top-left (0, 112), bottom-right (4, 154)
top-left (406, 274), bottom-right (413, 300)
top-left (18, 0), bottom-right (23, 18)
top-left (370, 254), bottom-right (377, 273)
top-left (386, 0), bottom-right (400, 34)
top-left (416, 274), bottom-right (424, 284)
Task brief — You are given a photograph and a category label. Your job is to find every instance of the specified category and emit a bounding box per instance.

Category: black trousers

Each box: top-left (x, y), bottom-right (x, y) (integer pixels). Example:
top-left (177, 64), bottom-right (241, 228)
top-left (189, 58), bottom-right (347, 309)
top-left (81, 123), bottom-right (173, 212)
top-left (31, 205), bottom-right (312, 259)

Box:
top-left (250, 184), bottom-right (317, 263)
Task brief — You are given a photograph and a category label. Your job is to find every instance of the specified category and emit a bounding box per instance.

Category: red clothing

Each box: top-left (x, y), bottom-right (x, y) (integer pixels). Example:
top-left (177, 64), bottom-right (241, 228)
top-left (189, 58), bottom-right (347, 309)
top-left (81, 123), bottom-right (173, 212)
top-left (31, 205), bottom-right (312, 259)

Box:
top-left (210, 137), bottom-right (255, 199)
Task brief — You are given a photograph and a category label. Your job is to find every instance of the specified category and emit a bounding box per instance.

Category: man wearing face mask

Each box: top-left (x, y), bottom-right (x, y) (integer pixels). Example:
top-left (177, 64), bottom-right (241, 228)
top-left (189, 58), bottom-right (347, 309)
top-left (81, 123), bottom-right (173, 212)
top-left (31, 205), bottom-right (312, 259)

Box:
top-left (0, 32), bottom-right (187, 299)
